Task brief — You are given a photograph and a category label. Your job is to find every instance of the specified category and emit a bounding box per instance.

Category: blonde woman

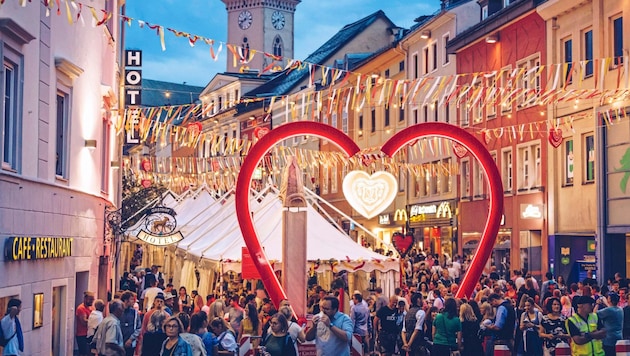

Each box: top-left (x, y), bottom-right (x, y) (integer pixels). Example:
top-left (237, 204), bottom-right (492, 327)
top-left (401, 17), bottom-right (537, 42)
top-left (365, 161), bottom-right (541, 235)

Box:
top-left (460, 303), bottom-right (483, 356)
top-left (479, 302), bottom-right (494, 354)
top-left (141, 309), bottom-right (168, 356)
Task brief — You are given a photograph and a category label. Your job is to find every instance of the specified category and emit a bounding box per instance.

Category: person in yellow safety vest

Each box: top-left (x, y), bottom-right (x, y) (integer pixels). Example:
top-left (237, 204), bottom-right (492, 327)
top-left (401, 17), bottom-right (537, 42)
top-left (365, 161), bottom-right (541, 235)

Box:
top-left (566, 296), bottom-right (607, 356)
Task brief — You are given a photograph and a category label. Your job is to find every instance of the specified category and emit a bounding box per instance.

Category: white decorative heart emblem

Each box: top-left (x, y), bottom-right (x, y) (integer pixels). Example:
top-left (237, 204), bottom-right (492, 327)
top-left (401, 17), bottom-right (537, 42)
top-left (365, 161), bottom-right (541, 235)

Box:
top-left (342, 171), bottom-right (398, 219)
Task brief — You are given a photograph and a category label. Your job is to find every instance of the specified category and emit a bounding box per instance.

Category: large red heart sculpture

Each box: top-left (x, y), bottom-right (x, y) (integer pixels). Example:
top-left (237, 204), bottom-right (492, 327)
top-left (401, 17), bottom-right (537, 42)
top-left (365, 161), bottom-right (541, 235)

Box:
top-left (548, 127), bottom-right (563, 148)
top-left (235, 122), bottom-right (503, 305)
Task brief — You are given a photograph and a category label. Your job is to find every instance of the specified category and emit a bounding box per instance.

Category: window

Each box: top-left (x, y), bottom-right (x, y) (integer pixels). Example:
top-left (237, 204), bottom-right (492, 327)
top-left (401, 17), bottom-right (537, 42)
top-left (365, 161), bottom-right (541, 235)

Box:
top-left (473, 161), bottom-right (485, 198)
top-left (358, 114), bottom-right (363, 136)
top-left (585, 134), bottom-right (595, 182)
top-left (423, 168), bottom-right (430, 197)
top-left (322, 165), bottom-right (329, 194)
top-left (370, 108), bottom-right (376, 133)
top-left (2, 51), bottom-right (23, 171)
top-left (423, 105), bottom-right (428, 123)
top-left (432, 42), bottom-right (438, 71)
top-left (443, 157), bottom-right (452, 193)
top-left (342, 112), bottom-right (348, 133)
top-left (517, 141), bottom-right (541, 190)
top-left (433, 102), bottom-right (438, 122)
top-left (101, 117), bottom-right (110, 192)
top-left (218, 96), bottom-right (223, 110)
top-left (460, 103), bottom-right (469, 127)
top-left (55, 91), bottom-right (70, 178)
top-left (445, 102), bottom-right (450, 124)
top-left (564, 139), bottom-right (574, 185)
top-left (398, 166), bottom-right (406, 193)
top-left (273, 36), bottom-right (283, 57)
top-left (430, 161), bottom-right (439, 195)
top-left (502, 148), bottom-right (513, 192)
top-left (413, 176), bottom-right (421, 198)
top-left (474, 98), bottom-right (483, 123)
top-left (384, 69), bottom-right (390, 78)
top-left (482, 5), bottom-right (489, 20)
top-left (563, 38), bottom-right (573, 84)
top-left (504, 0), bottom-right (511, 7)
top-left (443, 34), bottom-right (450, 65)
top-left (487, 73), bottom-right (497, 117)
top-left (461, 159), bottom-right (471, 199)
top-left (517, 55), bottom-right (541, 107)
top-left (399, 96), bottom-right (405, 122)
top-left (583, 29), bottom-right (593, 77)
top-left (612, 16), bottom-right (623, 66)
top-left (399, 60), bottom-right (405, 72)
top-left (413, 109), bottom-right (418, 124)
top-left (330, 165), bottom-right (338, 193)
top-left (500, 65), bottom-right (512, 114)
top-left (413, 54), bottom-right (419, 79)
top-left (423, 47), bottom-right (429, 74)
top-left (331, 112), bottom-right (338, 129)
top-left (385, 106), bottom-right (390, 127)
top-left (234, 89), bottom-right (239, 103)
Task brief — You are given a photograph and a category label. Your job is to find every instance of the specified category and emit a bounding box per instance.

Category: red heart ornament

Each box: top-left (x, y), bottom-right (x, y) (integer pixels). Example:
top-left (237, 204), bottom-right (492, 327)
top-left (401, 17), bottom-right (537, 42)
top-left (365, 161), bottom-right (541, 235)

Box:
top-left (392, 232), bottom-right (413, 257)
top-left (236, 122), bottom-right (503, 304)
top-left (452, 142), bottom-right (468, 158)
top-left (548, 127), bottom-right (563, 148)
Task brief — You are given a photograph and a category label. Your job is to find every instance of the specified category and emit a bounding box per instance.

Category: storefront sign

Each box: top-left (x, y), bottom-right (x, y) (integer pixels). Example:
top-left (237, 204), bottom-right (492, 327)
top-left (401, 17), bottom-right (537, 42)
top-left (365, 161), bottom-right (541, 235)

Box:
top-left (125, 50), bottom-right (142, 144)
top-left (393, 209), bottom-right (407, 222)
top-left (3, 236), bottom-right (73, 261)
top-left (136, 231), bottom-right (184, 246)
top-left (135, 206), bottom-right (184, 246)
top-left (378, 214), bottom-right (391, 225)
top-left (520, 204), bottom-right (543, 219)
top-left (436, 202), bottom-right (452, 218)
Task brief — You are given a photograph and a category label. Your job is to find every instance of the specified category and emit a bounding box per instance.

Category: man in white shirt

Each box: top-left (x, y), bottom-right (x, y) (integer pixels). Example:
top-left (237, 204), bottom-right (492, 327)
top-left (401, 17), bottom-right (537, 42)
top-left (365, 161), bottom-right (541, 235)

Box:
top-left (140, 279), bottom-right (162, 313)
top-left (87, 299), bottom-right (105, 340)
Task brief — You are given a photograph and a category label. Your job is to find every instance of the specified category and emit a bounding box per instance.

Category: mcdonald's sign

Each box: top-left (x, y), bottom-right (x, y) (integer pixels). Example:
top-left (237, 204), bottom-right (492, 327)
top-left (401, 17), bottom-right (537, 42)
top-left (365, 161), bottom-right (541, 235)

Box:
top-left (394, 209), bottom-right (408, 222)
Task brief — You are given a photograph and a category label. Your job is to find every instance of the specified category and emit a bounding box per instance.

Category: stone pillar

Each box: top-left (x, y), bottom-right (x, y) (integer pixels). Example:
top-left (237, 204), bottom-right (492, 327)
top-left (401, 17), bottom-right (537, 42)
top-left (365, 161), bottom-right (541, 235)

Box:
top-left (280, 157), bottom-right (307, 317)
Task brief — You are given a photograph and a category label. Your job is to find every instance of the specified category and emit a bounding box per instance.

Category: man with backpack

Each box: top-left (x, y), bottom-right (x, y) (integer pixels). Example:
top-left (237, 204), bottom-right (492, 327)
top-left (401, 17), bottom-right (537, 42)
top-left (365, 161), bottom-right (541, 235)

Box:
top-left (401, 293), bottom-right (426, 356)
top-left (0, 298), bottom-right (23, 355)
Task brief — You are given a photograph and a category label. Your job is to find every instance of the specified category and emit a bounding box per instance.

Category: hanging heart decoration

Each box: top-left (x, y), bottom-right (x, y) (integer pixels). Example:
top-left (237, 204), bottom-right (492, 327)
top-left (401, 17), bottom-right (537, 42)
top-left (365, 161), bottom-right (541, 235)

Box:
top-left (452, 142), bottom-right (468, 158)
top-left (392, 232), bottom-right (413, 257)
top-left (342, 171), bottom-right (397, 219)
top-left (548, 127), bottom-right (563, 148)
top-left (235, 121), bottom-right (503, 306)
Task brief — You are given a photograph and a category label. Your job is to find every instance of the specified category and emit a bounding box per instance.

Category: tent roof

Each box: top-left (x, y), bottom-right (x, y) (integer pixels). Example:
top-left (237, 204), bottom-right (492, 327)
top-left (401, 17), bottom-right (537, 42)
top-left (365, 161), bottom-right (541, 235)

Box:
top-left (126, 186), bottom-right (398, 272)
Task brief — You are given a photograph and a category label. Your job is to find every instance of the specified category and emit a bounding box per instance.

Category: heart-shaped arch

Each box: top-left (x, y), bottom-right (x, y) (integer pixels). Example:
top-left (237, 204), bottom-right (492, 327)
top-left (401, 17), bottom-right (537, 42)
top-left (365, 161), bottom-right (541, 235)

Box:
top-left (235, 121), bottom-right (503, 306)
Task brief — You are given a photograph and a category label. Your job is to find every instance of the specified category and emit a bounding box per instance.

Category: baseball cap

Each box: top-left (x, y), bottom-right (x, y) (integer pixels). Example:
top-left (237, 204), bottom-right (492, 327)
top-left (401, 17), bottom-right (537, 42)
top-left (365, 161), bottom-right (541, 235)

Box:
top-left (155, 293), bottom-right (165, 301)
top-left (576, 296), bottom-right (595, 305)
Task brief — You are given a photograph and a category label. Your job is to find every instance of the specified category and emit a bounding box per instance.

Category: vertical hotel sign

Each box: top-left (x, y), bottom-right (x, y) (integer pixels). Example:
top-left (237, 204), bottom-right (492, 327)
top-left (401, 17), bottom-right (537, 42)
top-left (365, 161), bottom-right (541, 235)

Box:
top-left (125, 50), bottom-right (142, 144)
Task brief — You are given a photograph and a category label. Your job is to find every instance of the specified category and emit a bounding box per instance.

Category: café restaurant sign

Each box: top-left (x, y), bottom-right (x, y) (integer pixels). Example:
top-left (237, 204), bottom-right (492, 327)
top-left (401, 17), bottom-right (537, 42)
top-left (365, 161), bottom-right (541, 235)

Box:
top-left (136, 206), bottom-right (184, 246)
top-left (4, 236), bottom-right (73, 261)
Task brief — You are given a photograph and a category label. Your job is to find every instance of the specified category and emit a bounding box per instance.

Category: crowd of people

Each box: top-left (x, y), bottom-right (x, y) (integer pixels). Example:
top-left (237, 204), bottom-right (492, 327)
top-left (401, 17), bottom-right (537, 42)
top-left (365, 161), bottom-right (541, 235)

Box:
top-left (56, 252), bottom-right (630, 356)
top-left (342, 250), bottom-right (630, 356)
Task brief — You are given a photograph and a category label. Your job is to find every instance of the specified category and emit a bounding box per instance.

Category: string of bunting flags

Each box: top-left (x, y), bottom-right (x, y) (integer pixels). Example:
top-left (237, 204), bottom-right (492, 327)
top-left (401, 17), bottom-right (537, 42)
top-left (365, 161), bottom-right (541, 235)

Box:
top-left (7, 0), bottom-right (630, 98)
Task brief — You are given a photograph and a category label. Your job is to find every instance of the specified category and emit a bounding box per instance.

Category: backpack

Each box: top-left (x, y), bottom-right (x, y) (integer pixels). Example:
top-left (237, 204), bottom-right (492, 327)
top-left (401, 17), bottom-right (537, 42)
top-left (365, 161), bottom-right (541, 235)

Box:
top-left (0, 320), bottom-right (17, 347)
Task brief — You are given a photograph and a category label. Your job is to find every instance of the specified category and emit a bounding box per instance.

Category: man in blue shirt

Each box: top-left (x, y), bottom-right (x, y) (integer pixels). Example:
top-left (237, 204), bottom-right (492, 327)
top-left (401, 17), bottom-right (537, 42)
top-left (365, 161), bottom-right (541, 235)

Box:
top-left (306, 296), bottom-right (354, 356)
top-left (486, 293), bottom-right (516, 356)
top-left (596, 292), bottom-right (624, 355)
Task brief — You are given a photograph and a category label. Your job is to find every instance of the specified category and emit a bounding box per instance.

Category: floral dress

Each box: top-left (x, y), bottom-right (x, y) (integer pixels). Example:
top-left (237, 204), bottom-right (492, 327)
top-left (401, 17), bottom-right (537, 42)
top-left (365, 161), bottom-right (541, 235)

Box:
top-left (540, 314), bottom-right (567, 353)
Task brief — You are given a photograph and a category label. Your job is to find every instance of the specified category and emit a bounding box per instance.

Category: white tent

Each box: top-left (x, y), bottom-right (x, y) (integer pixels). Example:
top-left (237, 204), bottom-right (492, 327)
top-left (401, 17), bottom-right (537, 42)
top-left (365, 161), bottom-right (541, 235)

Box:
top-left (125, 186), bottom-right (399, 296)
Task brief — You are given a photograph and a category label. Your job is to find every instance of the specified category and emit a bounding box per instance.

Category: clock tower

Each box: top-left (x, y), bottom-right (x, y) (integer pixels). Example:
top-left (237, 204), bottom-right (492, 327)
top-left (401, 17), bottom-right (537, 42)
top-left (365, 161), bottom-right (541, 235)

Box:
top-left (221, 0), bottom-right (300, 73)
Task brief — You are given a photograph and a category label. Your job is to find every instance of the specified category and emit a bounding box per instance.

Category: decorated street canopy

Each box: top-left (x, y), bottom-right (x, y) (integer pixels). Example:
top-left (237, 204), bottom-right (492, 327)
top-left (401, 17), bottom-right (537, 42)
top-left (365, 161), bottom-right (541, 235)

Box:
top-left (125, 186), bottom-right (399, 274)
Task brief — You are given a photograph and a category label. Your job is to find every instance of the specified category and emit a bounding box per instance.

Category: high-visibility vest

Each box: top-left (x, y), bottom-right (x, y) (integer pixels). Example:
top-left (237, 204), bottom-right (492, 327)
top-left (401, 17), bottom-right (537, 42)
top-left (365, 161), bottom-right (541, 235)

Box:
top-left (566, 313), bottom-right (604, 356)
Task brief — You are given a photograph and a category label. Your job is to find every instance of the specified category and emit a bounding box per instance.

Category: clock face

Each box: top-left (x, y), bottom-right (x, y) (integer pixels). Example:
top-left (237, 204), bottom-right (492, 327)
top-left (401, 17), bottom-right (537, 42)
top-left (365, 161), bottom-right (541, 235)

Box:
top-left (238, 10), bottom-right (253, 30)
top-left (271, 11), bottom-right (285, 30)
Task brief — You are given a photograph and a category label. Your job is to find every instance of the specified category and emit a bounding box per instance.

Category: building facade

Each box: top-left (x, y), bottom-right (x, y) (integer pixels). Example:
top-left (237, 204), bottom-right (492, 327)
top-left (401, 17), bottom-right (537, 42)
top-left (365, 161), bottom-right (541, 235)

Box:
top-left (0, 1), bottom-right (121, 354)
top-left (449, 0), bottom-right (548, 279)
